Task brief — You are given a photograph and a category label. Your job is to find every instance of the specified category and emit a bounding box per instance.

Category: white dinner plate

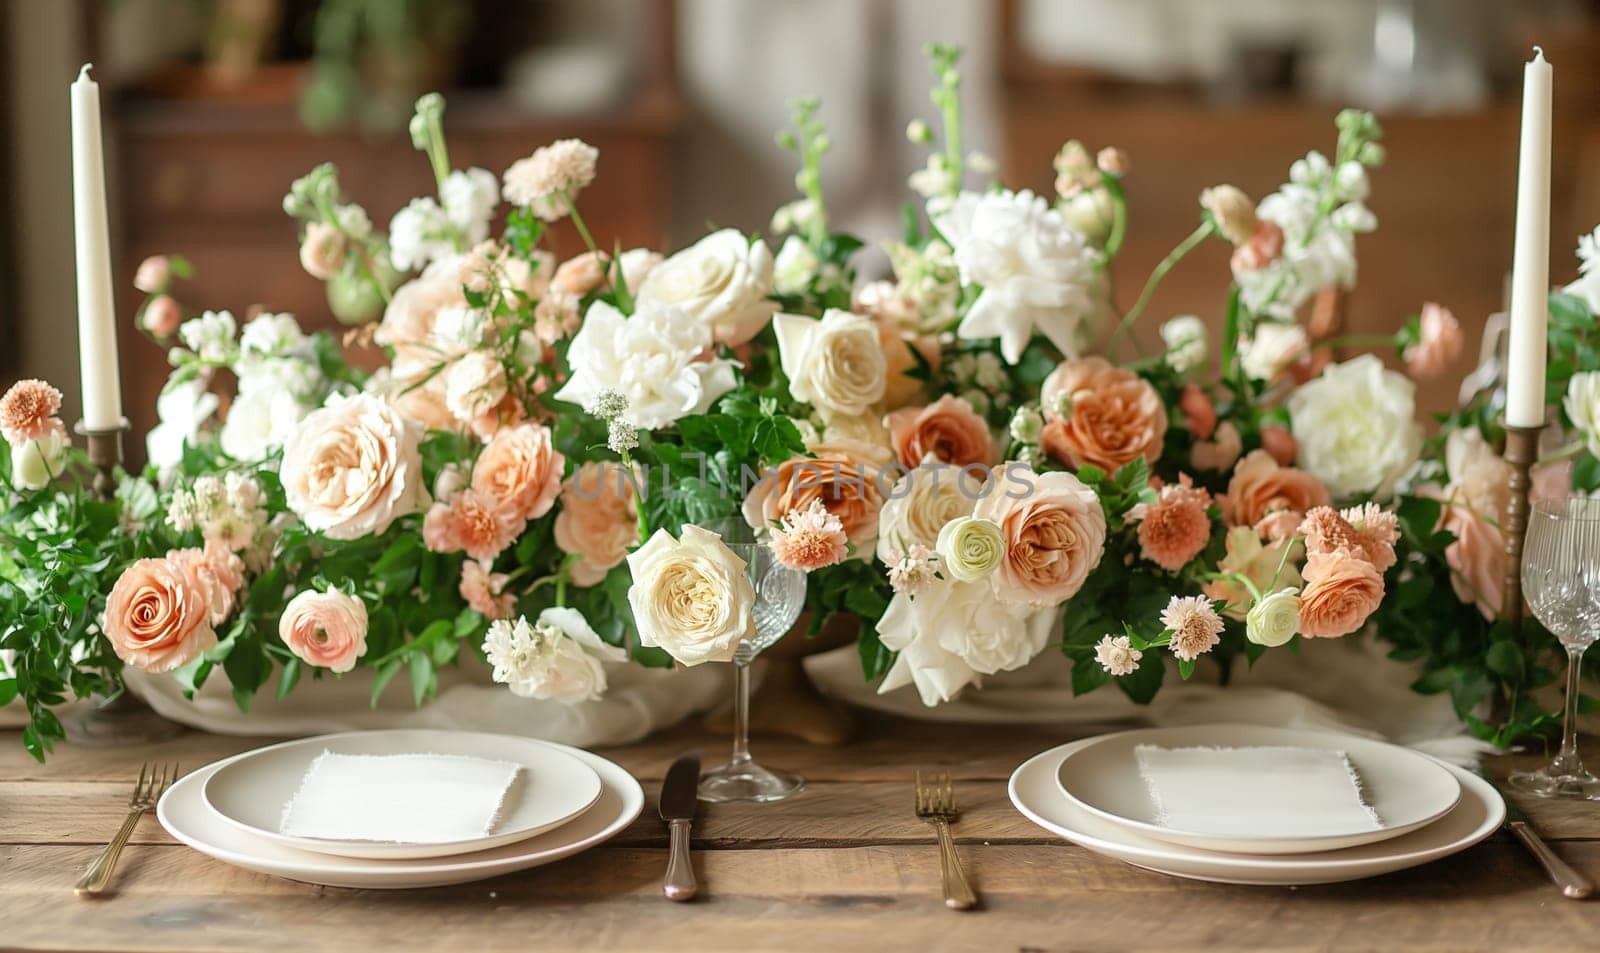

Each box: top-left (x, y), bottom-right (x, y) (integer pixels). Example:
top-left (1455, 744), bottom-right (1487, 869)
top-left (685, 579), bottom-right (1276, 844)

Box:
top-left (201, 730), bottom-right (604, 860)
top-left (160, 741), bottom-right (642, 889)
top-left (1054, 724), bottom-right (1463, 854)
top-left (1011, 737), bottom-right (1502, 886)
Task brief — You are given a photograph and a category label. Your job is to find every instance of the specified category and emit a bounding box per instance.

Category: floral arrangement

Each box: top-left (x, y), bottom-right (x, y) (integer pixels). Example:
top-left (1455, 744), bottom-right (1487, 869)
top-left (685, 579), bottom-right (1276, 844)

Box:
top-left (3, 46), bottom-right (1596, 761)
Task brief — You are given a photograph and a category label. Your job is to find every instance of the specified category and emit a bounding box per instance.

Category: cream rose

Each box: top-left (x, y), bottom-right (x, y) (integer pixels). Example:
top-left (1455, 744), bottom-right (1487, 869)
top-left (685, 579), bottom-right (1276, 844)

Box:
top-left (935, 516), bottom-right (1005, 583)
top-left (875, 464), bottom-right (980, 565)
top-left (279, 588), bottom-right (369, 673)
top-left (1287, 355), bottom-right (1424, 499)
top-left (280, 393), bottom-right (425, 540)
top-left (773, 309), bottom-right (888, 418)
top-left (635, 228), bottom-right (777, 346)
top-left (104, 557), bottom-right (218, 673)
top-left (626, 525), bottom-right (755, 666)
top-left (1245, 587), bottom-right (1301, 646)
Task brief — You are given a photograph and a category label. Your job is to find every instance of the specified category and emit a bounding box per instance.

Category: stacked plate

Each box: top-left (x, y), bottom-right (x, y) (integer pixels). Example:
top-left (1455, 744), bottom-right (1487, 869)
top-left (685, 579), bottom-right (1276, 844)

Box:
top-left (1009, 724), bottom-right (1505, 885)
top-left (157, 729), bottom-right (644, 889)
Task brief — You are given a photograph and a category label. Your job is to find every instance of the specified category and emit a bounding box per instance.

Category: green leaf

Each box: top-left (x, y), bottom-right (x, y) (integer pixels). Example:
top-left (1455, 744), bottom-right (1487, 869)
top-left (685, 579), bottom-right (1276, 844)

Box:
top-left (369, 660), bottom-right (402, 708)
top-left (857, 623), bottom-right (895, 682)
top-left (1116, 654), bottom-right (1167, 704)
top-left (1572, 454), bottom-right (1600, 493)
top-left (0, 678), bottom-right (16, 707)
top-left (275, 657), bottom-right (301, 701)
top-left (1485, 641), bottom-right (1525, 684)
top-left (1069, 655), bottom-right (1110, 695)
top-left (409, 652), bottom-right (434, 706)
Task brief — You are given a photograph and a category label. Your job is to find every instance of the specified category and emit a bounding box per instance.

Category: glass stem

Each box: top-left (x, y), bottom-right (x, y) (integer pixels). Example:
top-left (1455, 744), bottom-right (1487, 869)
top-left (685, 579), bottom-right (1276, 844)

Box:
top-left (1553, 645), bottom-right (1587, 776)
top-left (730, 660), bottom-right (752, 768)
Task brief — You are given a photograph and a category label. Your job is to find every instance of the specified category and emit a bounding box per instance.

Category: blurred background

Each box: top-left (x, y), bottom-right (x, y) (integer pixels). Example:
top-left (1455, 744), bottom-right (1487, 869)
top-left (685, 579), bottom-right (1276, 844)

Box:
top-left (3, 0), bottom-right (1599, 446)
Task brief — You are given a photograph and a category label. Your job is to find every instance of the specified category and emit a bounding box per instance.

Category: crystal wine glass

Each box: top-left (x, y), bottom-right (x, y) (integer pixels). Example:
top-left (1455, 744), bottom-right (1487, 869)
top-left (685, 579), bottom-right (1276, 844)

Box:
top-left (1510, 497), bottom-right (1600, 800)
top-left (697, 517), bottom-right (807, 803)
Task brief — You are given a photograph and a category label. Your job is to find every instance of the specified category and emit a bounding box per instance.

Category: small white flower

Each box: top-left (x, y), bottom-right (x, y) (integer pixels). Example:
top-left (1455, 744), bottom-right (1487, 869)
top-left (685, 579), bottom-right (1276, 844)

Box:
top-left (388, 197), bottom-right (452, 272)
top-left (433, 306), bottom-right (486, 351)
top-left (888, 543), bottom-right (941, 595)
top-left (440, 167), bottom-right (498, 246)
top-left (908, 154), bottom-right (957, 200)
top-left (443, 351), bottom-right (508, 423)
top-left (773, 235), bottom-right (819, 295)
top-left (483, 608), bottom-right (627, 704)
top-left (905, 119), bottom-right (932, 144)
top-left (8, 428), bottom-right (67, 490)
top-left (1160, 315), bottom-right (1209, 374)
top-left (1008, 406), bottom-right (1044, 444)
top-left (220, 386), bottom-right (308, 463)
top-left (1094, 634), bottom-right (1141, 676)
top-left (972, 352), bottom-right (1008, 392)
top-left (967, 151), bottom-right (997, 175)
top-left (336, 203), bottom-right (372, 239)
top-left (178, 310), bottom-right (238, 364)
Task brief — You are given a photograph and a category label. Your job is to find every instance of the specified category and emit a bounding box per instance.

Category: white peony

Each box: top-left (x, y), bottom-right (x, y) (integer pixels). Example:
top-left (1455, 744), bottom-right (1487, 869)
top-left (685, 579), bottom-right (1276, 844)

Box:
top-left (1240, 320), bottom-right (1308, 382)
top-left (1245, 588), bottom-right (1300, 647)
top-left (626, 525), bottom-right (755, 667)
top-left (1287, 354), bottom-right (1423, 499)
top-left (147, 376), bottom-right (220, 471)
top-left (1564, 371), bottom-right (1600, 457)
top-left (773, 309), bottom-right (887, 418)
top-left (9, 426), bottom-right (67, 490)
top-left (483, 608), bottom-right (627, 703)
top-left (932, 189), bottom-right (1100, 364)
top-left (554, 300), bottom-right (737, 431)
top-left (773, 235), bottom-right (819, 295)
top-left (875, 464), bottom-right (981, 565)
top-left (635, 228), bottom-right (777, 346)
top-left (876, 577), bottom-right (1055, 706)
top-left (1159, 315), bottom-right (1208, 374)
top-left (219, 386), bottom-right (308, 463)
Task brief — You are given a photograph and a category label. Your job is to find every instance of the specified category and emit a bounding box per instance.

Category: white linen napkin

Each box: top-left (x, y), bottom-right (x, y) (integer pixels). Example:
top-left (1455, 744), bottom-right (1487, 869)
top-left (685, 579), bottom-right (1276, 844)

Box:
top-left (1134, 745), bottom-right (1382, 837)
top-left (280, 751), bottom-right (522, 843)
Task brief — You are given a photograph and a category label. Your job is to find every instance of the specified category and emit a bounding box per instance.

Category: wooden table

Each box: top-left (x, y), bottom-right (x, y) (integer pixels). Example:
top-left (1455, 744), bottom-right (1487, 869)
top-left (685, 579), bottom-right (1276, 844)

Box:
top-left (3, 716), bottom-right (1598, 952)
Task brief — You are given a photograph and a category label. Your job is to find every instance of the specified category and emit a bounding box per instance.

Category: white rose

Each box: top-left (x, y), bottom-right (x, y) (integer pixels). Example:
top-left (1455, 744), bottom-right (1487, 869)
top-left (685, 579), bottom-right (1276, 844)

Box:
top-left (876, 578), bottom-right (1054, 706)
top-left (875, 464), bottom-right (980, 565)
top-left (1245, 588), bottom-right (1300, 647)
top-left (1240, 321), bottom-right (1308, 381)
top-left (483, 608), bottom-right (627, 703)
top-left (932, 189), bottom-right (1099, 364)
top-left (1160, 315), bottom-right (1208, 374)
top-left (773, 310), bottom-right (887, 418)
top-left (554, 300), bottom-right (737, 431)
top-left (9, 427), bottom-right (67, 490)
top-left (635, 228), bottom-right (777, 346)
top-left (280, 393), bottom-right (424, 540)
top-left (773, 235), bottom-right (819, 295)
top-left (220, 386), bottom-right (308, 462)
top-left (444, 351), bottom-right (508, 423)
top-left (1564, 371), bottom-right (1600, 457)
top-left (626, 525), bottom-right (755, 667)
top-left (935, 516), bottom-right (1005, 583)
top-left (1287, 354), bottom-right (1423, 499)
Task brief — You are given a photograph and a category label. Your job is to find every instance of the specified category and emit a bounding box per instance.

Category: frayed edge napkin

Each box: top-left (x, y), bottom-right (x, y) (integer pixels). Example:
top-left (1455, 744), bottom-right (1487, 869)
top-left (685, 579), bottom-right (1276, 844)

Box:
top-left (1133, 744), bottom-right (1381, 837)
top-left (280, 751), bottom-right (522, 843)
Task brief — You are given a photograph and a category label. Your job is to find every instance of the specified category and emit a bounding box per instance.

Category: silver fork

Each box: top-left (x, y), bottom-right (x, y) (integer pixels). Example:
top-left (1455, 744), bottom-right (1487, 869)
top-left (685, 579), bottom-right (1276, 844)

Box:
top-left (914, 771), bottom-right (977, 910)
top-left (75, 762), bottom-right (178, 896)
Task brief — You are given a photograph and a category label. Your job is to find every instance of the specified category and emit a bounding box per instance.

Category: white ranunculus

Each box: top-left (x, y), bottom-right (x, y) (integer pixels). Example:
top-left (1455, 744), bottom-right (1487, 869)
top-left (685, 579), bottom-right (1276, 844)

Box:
top-left (875, 464), bottom-right (981, 565)
top-left (147, 376), bottom-right (220, 471)
top-left (773, 309), bottom-right (887, 418)
top-left (9, 427), bottom-right (67, 490)
top-left (554, 300), bottom-right (737, 431)
top-left (1287, 354), bottom-right (1423, 499)
top-left (483, 608), bottom-right (627, 703)
top-left (1245, 588), bottom-right (1300, 647)
top-left (1564, 371), bottom-right (1600, 457)
top-left (635, 228), bottom-right (777, 347)
top-left (1240, 321), bottom-right (1308, 381)
top-left (1159, 315), bottom-right (1208, 374)
top-left (773, 235), bottom-right (819, 295)
top-left (876, 577), bottom-right (1055, 706)
top-left (279, 393), bottom-right (424, 540)
top-left (219, 386), bottom-right (307, 463)
top-left (935, 516), bottom-right (1005, 583)
top-left (932, 189), bottom-right (1100, 364)
top-left (626, 526), bottom-right (755, 667)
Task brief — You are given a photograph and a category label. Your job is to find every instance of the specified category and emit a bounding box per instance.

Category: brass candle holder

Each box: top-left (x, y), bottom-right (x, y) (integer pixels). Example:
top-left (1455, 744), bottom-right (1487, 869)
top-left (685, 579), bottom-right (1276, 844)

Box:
top-left (62, 416), bottom-right (185, 745)
top-left (1501, 422), bottom-right (1545, 633)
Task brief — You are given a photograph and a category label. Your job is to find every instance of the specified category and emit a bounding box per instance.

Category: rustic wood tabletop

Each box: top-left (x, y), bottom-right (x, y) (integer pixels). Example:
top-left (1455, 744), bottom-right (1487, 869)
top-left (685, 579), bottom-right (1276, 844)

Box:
top-left (3, 715), bottom-right (1598, 953)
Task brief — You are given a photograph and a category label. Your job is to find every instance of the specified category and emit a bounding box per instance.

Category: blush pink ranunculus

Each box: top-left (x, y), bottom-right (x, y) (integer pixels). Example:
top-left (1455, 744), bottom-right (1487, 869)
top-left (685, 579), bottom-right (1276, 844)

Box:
top-left (886, 395), bottom-right (994, 470)
top-left (1222, 449), bottom-right (1331, 528)
top-left (1039, 357), bottom-right (1166, 474)
top-left (473, 422), bottom-right (564, 521)
top-left (1128, 473), bottom-right (1213, 572)
top-left (460, 560), bottom-right (516, 620)
top-left (423, 487), bottom-right (525, 563)
top-left (1404, 302), bottom-right (1463, 380)
top-left (554, 462), bottom-right (640, 586)
top-left (104, 557), bottom-right (218, 673)
top-left (1297, 551), bottom-right (1384, 638)
top-left (973, 466), bottom-right (1107, 608)
top-left (279, 588), bottom-right (369, 673)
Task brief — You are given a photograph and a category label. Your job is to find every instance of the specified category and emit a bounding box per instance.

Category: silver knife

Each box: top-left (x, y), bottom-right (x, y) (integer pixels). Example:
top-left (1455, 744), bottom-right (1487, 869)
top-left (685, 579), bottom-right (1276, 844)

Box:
top-left (659, 754), bottom-right (700, 901)
top-left (1492, 777), bottom-right (1594, 899)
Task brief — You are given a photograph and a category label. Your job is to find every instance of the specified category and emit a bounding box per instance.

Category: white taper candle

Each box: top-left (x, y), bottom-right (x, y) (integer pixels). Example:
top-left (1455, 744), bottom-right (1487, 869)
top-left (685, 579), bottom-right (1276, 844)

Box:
top-left (71, 63), bottom-right (123, 431)
top-left (1505, 48), bottom-right (1552, 429)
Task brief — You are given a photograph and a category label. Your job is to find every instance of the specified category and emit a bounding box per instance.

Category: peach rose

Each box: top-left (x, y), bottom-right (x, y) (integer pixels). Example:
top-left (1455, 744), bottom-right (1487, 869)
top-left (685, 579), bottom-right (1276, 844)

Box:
top-left (1404, 302), bottom-right (1463, 380)
top-left (1203, 526), bottom-right (1304, 619)
top-left (473, 422), bottom-right (564, 521)
top-left (554, 462), bottom-right (639, 586)
top-left (104, 557), bottom-right (217, 673)
top-left (1039, 357), bottom-right (1166, 473)
top-left (551, 250), bottom-right (611, 296)
top-left (1129, 474), bottom-right (1212, 571)
top-left (279, 588), bottom-right (369, 673)
top-left (1298, 551), bottom-right (1384, 638)
top-left (1260, 426), bottom-right (1298, 467)
top-left (886, 395), bottom-right (993, 470)
top-left (1178, 384), bottom-right (1216, 441)
top-left (1222, 450), bottom-right (1330, 528)
top-left (743, 440), bottom-right (885, 550)
top-left (974, 466), bottom-right (1107, 608)
top-left (878, 322), bottom-right (939, 410)
top-left (280, 394), bottom-right (425, 540)
top-left (423, 487), bottom-right (524, 563)
top-left (1191, 420), bottom-right (1242, 473)
top-left (1438, 491), bottom-right (1505, 621)
top-left (169, 541), bottom-right (246, 626)
top-left (460, 560), bottom-right (516, 620)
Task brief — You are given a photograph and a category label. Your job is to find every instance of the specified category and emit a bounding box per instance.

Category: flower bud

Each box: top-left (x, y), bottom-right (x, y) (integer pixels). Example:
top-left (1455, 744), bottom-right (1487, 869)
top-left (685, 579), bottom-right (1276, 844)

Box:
top-left (1009, 406), bottom-right (1044, 444)
top-left (1199, 184), bottom-right (1259, 246)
